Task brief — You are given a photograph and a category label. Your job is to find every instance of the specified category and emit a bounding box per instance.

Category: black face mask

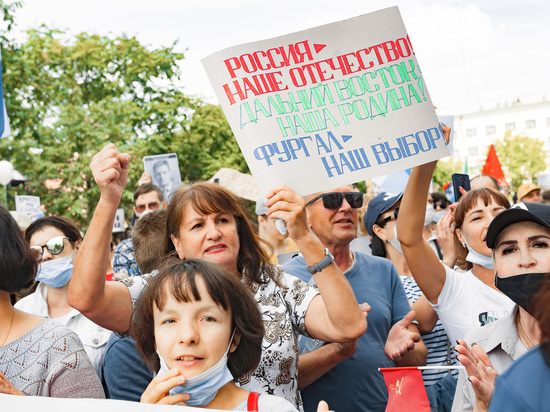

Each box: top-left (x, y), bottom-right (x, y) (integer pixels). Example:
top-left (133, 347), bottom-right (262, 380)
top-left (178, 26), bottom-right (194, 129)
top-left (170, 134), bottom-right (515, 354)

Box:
top-left (495, 272), bottom-right (548, 315)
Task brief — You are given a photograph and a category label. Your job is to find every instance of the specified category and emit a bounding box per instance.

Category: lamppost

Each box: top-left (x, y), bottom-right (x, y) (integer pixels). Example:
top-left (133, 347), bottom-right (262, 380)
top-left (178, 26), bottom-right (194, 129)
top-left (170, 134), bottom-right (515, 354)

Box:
top-left (0, 159), bottom-right (14, 207)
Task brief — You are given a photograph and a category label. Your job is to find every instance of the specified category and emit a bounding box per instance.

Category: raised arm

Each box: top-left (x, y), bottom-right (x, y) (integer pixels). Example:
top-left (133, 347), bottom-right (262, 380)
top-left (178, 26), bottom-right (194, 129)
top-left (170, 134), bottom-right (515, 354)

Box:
top-left (397, 125), bottom-right (451, 304)
top-left (265, 186), bottom-right (366, 343)
top-left (68, 144), bottom-right (134, 333)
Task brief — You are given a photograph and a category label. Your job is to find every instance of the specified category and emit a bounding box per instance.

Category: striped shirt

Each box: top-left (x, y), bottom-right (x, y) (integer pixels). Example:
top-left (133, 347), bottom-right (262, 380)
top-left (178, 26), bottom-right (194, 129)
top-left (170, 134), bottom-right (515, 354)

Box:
top-left (401, 276), bottom-right (458, 386)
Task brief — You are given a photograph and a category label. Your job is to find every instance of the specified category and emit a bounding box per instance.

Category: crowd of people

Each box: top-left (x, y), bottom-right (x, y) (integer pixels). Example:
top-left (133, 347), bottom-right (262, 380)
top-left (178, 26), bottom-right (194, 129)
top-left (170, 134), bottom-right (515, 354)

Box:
top-left (1, 126), bottom-right (549, 411)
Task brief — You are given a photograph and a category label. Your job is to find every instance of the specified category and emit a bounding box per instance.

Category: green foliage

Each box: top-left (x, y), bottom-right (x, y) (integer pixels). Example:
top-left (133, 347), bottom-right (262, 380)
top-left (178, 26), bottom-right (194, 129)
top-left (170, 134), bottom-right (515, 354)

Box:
top-left (0, 5), bottom-right (246, 229)
top-left (433, 157), bottom-right (463, 190)
top-left (494, 132), bottom-right (548, 191)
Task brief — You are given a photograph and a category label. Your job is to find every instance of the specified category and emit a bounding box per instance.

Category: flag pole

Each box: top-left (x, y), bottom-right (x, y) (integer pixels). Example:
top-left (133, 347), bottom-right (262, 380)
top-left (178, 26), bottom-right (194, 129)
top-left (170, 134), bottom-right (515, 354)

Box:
top-left (378, 365), bottom-right (465, 371)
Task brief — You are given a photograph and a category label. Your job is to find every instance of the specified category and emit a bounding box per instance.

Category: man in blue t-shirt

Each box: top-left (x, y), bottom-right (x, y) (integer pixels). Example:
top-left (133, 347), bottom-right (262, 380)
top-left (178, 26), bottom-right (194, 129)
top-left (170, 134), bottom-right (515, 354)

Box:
top-left (283, 186), bottom-right (427, 412)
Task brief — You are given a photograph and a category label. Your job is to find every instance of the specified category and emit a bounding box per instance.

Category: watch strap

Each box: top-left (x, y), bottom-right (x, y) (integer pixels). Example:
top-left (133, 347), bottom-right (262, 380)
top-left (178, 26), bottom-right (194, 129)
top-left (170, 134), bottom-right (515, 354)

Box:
top-left (306, 248), bottom-right (334, 274)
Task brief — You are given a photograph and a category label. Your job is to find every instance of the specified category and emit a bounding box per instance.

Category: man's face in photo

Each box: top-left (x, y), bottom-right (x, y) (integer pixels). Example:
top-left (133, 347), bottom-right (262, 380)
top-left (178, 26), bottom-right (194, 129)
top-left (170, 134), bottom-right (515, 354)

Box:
top-left (154, 163), bottom-right (171, 188)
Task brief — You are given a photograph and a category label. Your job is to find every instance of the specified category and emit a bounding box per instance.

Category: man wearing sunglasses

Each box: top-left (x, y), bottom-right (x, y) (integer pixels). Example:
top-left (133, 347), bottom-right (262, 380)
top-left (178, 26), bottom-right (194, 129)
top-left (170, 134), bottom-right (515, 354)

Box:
top-left (283, 185), bottom-right (427, 412)
top-left (112, 183), bottom-right (167, 276)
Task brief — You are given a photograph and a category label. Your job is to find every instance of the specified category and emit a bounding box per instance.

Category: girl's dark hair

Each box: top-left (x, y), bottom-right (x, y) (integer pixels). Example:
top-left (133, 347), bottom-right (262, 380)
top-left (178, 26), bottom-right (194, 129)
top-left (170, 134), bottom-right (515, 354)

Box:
top-left (453, 188), bottom-right (510, 270)
top-left (0, 206), bottom-right (37, 292)
top-left (132, 258), bottom-right (265, 378)
top-left (25, 216), bottom-right (82, 243)
top-left (165, 181), bottom-right (280, 286)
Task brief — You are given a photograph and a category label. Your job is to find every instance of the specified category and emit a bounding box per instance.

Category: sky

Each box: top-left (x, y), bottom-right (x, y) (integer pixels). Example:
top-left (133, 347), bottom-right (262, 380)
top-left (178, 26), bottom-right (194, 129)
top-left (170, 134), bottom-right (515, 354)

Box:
top-left (11, 0), bottom-right (550, 116)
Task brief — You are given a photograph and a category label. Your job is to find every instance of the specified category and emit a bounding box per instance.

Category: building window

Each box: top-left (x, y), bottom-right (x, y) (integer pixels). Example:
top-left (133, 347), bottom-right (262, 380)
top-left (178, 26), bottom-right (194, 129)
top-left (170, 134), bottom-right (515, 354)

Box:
top-left (505, 122), bottom-right (516, 131)
top-left (468, 147), bottom-right (478, 157)
top-left (526, 119), bottom-right (536, 128)
top-left (466, 128), bottom-right (476, 137)
top-left (486, 125), bottom-right (496, 135)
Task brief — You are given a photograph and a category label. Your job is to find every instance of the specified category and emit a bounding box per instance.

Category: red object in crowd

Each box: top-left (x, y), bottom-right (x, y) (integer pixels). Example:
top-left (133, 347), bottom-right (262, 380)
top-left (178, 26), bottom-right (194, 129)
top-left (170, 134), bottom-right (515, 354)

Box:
top-left (481, 144), bottom-right (508, 188)
top-left (379, 367), bottom-right (430, 412)
top-left (106, 273), bottom-right (114, 281)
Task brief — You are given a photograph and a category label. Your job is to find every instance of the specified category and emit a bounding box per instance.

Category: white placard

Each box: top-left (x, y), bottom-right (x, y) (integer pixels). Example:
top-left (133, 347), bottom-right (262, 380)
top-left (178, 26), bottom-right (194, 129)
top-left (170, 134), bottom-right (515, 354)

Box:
top-left (0, 393), bottom-right (223, 412)
top-left (202, 7), bottom-right (450, 196)
top-left (15, 195), bottom-right (43, 221)
top-left (112, 208), bottom-right (125, 233)
top-left (143, 153), bottom-right (182, 203)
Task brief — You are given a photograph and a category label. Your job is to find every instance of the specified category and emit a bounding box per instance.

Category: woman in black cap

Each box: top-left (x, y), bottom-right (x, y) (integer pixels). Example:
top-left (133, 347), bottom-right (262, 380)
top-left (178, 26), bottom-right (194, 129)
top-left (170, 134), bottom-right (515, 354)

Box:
top-left (454, 202), bottom-right (550, 411)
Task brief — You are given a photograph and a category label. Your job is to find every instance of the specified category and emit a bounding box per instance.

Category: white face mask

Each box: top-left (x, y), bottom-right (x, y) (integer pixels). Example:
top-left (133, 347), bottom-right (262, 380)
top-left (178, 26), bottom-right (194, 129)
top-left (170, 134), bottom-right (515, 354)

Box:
top-left (424, 203), bottom-right (435, 226)
top-left (136, 209), bottom-right (153, 219)
top-left (387, 225), bottom-right (404, 254)
top-left (462, 236), bottom-right (494, 270)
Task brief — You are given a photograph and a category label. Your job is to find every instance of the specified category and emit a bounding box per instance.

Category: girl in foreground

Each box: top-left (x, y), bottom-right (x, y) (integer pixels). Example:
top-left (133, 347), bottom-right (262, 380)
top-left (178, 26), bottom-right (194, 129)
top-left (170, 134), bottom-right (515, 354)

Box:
top-left (133, 258), bottom-right (323, 411)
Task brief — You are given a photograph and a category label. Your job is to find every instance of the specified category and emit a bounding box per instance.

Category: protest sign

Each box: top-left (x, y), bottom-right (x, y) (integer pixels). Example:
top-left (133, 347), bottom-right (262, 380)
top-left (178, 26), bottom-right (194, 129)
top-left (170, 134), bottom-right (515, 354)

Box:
top-left (112, 208), bottom-right (125, 233)
top-left (15, 195), bottom-right (44, 221)
top-left (203, 7), bottom-right (450, 196)
top-left (143, 153), bottom-right (182, 203)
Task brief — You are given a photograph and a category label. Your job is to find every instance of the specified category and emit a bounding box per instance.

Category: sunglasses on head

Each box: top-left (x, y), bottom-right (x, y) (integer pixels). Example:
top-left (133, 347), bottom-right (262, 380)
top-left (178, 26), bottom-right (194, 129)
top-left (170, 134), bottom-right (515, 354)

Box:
top-left (30, 236), bottom-right (71, 262)
top-left (377, 208), bottom-right (400, 227)
top-left (135, 202), bottom-right (161, 213)
top-left (306, 192), bottom-right (364, 209)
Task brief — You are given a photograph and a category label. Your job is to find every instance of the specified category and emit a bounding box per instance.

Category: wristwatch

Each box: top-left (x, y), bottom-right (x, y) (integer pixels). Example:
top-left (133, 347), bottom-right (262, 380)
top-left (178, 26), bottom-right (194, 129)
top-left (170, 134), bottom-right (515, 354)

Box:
top-left (306, 248), bottom-right (334, 274)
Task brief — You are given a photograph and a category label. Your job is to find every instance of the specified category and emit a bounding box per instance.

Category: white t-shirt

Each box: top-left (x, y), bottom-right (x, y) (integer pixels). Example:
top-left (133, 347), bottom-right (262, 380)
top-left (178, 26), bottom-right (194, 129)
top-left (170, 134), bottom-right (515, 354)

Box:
top-left (431, 265), bottom-right (515, 344)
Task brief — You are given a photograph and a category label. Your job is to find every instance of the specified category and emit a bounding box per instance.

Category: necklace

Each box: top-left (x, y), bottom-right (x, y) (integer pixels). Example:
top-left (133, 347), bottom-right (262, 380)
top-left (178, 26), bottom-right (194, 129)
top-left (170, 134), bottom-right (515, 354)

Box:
top-left (1, 309), bottom-right (15, 347)
top-left (516, 312), bottom-right (535, 350)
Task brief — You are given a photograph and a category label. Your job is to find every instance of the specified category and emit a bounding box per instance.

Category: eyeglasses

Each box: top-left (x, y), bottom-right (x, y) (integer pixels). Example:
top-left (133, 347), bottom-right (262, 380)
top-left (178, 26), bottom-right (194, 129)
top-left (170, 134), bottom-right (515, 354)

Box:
top-left (306, 192), bottom-right (364, 209)
top-left (135, 202), bottom-right (161, 213)
top-left (434, 201), bottom-right (449, 210)
top-left (377, 208), bottom-right (400, 227)
top-left (30, 236), bottom-right (72, 262)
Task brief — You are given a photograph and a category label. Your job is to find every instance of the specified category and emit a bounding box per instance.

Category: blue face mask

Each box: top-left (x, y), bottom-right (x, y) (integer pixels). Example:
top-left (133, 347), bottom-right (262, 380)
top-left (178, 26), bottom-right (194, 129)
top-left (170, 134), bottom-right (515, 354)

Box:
top-left (157, 330), bottom-right (235, 407)
top-left (36, 255), bottom-right (74, 288)
top-left (462, 237), bottom-right (494, 270)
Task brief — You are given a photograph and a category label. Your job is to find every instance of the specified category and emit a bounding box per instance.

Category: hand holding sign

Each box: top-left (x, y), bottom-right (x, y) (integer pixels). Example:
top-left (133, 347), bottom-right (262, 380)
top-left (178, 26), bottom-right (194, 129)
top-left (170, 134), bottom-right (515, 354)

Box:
top-left (90, 144), bottom-right (131, 205)
top-left (264, 185), bottom-right (311, 243)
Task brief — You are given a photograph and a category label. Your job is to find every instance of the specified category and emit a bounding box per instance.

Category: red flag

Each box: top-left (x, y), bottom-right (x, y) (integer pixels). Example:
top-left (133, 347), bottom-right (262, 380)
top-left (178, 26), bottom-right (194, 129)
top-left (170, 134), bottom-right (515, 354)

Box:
top-left (379, 367), bottom-right (430, 411)
top-left (481, 145), bottom-right (508, 188)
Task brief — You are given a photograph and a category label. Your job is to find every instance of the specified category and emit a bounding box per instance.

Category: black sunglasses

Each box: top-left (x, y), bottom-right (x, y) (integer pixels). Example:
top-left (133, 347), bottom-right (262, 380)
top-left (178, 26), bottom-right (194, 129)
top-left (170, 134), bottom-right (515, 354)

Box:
top-left (377, 208), bottom-right (400, 226)
top-left (435, 200), bottom-right (449, 209)
top-left (30, 236), bottom-right (72, 262)
top-left (306, 192), bottom-right (363, 209)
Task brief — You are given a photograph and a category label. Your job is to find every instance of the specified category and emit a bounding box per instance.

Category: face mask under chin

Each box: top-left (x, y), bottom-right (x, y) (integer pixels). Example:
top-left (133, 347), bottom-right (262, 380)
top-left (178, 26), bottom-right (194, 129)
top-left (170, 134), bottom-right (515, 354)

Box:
top-left (461, 234), bottom-right (493, 270)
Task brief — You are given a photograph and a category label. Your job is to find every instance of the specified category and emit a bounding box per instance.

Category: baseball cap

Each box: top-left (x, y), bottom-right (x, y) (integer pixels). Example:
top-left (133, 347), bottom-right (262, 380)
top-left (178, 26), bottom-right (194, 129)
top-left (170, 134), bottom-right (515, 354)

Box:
top-left (517, 183), bottom-right (541, 201)
top-left (486, 202), bottom-right (550, 248)
top-left (364, 192), bottom-right (403, 236)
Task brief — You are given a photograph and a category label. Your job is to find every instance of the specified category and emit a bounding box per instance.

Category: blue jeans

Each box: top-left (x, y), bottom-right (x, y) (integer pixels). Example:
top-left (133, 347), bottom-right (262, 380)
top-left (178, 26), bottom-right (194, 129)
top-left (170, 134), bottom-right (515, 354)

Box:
top-left (425, 373), bottom-right (457, 412)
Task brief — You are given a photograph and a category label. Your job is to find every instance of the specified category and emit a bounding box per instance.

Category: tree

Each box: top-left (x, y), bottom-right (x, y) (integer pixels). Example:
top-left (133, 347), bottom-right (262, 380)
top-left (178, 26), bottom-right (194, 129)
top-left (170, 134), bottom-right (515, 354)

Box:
top-left (433, 157), bottom-right (463, 191)
top-left (0, 5), bottom-right (247, 229)
top-left (493, 132), bottom-right (548, 191)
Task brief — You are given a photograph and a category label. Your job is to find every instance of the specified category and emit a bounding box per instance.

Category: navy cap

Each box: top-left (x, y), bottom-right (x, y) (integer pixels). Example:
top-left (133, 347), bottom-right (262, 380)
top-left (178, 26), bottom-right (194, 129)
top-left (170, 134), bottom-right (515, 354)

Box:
top-left (486, 202), bottom-right (550, 248)
top-left (364, 192), bottom-right (403, 236)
